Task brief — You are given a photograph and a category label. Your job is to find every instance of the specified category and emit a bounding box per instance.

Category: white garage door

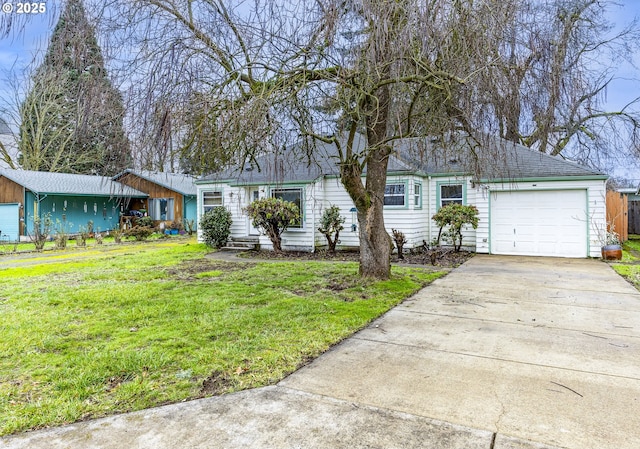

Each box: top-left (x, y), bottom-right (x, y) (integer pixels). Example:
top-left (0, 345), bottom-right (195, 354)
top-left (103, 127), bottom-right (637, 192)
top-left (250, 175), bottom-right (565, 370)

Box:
top-left (0, 203), bottom-right (20, 242)
top-left (490, 190), bottom-right (588, 257)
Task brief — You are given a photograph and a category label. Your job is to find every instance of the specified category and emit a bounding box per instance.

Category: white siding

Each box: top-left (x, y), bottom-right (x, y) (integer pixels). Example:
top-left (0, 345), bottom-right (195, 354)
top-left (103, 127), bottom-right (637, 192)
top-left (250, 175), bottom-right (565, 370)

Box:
top-left (320, 175), bottom-right (431, 251)
top-left (197, 175), bottom-right (607, 258)
top-left (426, 176), bottom-right (477, 251)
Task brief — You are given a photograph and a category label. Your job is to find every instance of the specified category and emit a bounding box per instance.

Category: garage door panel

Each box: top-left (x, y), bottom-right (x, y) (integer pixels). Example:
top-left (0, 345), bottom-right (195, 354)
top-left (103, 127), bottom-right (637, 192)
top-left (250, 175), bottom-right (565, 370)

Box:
top-left (0, 204), bottom-right (20, 241)
top-left (490, 190), bottom-right (587, 258)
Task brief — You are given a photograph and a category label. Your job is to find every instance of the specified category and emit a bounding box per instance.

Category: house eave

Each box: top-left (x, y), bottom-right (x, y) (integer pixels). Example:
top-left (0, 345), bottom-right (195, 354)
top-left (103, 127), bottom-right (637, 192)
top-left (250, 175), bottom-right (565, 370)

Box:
top-left (477, 174), bottom-right (609, 183)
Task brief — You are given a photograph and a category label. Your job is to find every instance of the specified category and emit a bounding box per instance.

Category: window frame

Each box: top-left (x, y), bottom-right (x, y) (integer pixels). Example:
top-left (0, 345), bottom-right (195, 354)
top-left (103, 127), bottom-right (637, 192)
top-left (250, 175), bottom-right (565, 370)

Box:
top-left (270, 186), bottom-right (304, 229)
top-left (413, 182), bottom-right (422, 209)
top-left (383, 182), bottom-right (408, 208)
top-left (202, 190), bottom-right (223, 214)
top-left (437, 181), bottom-right (465, 210)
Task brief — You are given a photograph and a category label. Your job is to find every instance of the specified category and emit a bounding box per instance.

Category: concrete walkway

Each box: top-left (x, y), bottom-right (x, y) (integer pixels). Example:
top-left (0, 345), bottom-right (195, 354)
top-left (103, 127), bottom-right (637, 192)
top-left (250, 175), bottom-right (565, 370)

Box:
top-left (2, 255), bottom-right (639, 449)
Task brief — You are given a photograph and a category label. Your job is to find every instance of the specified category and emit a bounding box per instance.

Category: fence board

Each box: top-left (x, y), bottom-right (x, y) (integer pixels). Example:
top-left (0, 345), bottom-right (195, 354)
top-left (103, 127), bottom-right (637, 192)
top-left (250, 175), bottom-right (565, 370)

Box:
top-left (629, 201), bottom-right (640, 236)
top-left (607, 191), bottom-right (628, 242)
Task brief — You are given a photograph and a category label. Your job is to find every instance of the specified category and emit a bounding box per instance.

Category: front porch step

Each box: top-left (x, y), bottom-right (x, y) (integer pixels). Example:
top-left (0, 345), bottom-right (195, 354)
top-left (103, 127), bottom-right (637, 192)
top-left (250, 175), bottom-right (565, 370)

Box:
top-left (221, 236), bottom-right (259, 251)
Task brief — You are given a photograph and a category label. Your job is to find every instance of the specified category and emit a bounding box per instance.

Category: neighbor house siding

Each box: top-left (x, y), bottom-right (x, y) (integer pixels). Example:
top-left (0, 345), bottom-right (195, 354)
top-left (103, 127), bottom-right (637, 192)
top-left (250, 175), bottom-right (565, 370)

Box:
top-left (117, 173), bottom-right (183, 226)
top-left (0, 176), bottom-right (25, 236)
top-left (23, 192), bottom-right (125, 235)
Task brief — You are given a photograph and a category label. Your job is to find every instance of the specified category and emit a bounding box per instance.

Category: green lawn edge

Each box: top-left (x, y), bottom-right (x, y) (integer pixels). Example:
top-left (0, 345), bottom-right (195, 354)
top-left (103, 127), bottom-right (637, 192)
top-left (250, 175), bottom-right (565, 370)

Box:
top-left (0, 240), bottom-right (446, 435)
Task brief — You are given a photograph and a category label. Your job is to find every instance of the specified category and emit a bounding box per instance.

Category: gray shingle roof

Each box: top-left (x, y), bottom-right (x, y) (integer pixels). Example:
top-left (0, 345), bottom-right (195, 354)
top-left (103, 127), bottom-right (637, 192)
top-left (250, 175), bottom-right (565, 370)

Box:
top-left (114, 170), bottom-right (198, 196)
top-left (197, 134), bottom-right (415, 185)
top-left (0, 168), bottom-right (148, 197)
top-left (197, 133), bottom-right (605, 185)
top-left (393, 135), bottom-right (605, 179)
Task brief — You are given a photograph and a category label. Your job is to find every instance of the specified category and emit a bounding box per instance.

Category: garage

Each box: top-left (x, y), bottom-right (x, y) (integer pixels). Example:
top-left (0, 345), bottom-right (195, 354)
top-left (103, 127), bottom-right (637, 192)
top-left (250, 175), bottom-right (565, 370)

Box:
top-left (490, 189), bottom-right (588, 257)
top-left (0, 203), bottom-right (20, 242)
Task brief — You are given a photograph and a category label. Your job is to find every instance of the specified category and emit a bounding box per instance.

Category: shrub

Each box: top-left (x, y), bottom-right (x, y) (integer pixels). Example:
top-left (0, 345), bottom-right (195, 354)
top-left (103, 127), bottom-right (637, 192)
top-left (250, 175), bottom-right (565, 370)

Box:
top-left (169, 219), bottom-right (184, 231)
top-left (318, 205), bottom-right (345, 254)
top-left (391, 229), bottom-right (408, 259)
top-left (124, 225), bottom-right (154, 241)
top-left (200, 207), bottom-right (233, 248)
top-left (76, 223), bottom-right (93, 247)
top-left (54, 219), bottom-right (72, 250)
top-left (137, 216), bottom-right (155, 228)
top-left (30, 213), bottom-right (53, 252)
top-left (245, 197), bottom-right (299, 253)
top-left (432, 204), bottom-right (479, 252)
top-left (184, 218), bottom-right (196, 236)
top-left (110, 226), bottom-right (124, 244)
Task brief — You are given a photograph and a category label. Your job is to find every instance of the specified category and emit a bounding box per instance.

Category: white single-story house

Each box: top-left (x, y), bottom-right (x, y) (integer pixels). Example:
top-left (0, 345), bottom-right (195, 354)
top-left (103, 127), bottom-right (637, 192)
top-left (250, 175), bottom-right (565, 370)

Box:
top-left (196, 134), bottom-right (608, 258)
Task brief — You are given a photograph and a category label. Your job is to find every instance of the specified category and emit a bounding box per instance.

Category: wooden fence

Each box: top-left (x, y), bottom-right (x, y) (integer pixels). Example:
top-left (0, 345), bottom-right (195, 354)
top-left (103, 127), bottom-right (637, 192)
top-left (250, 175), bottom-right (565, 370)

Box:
top-left (629, 201), bottom-right (640, 236)
top-left (606, 190), bottom-right (628, 242)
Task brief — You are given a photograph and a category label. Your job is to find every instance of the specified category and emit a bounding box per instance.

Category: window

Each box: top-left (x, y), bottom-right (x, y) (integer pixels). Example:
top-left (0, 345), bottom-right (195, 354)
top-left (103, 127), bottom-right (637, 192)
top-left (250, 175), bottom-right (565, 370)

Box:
top-left (149, 198), bottom-right (174, 221)
top-left (440, 184), bottom-right (463, 207)
top-left (413, 183), bottom-right (422, 208)
top-left (271, 187), bottom-right (303, 228)
top-left (202, 191), bottom-right (223, 213)
top-left (384, 183), bottom-right (406, 206)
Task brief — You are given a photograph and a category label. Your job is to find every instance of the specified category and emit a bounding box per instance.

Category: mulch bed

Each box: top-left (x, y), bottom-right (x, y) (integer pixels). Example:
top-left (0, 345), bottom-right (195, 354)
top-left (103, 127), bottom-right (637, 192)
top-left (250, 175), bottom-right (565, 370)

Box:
top-left (242, 247), bottom-right (474, 268)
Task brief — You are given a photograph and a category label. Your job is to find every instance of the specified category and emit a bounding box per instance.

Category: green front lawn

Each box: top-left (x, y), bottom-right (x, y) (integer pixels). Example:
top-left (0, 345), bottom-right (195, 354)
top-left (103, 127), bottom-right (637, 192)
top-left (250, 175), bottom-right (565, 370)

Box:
top-left (611, 237), bottom-right (640, 287)
top-left (0, 241), bottom-right (445, 435)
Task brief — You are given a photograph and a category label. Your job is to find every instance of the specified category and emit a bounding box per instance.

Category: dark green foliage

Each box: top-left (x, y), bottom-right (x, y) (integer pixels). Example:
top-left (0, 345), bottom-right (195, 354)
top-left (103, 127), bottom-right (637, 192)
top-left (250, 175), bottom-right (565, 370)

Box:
top-left (124, 226), bottom-right (154, 241)
top-left (200, 207), bottom-right (233, 248)
top-left (18, 0), bottom-right (131, 175)
top-left (245, 198), bottom-right (299, 253)
top-left (432, 204), bottom-right (479, 252)
top-left (137, 216), bottom-right (155, 228)
top-left (318, 205), bottom-right (345, 254)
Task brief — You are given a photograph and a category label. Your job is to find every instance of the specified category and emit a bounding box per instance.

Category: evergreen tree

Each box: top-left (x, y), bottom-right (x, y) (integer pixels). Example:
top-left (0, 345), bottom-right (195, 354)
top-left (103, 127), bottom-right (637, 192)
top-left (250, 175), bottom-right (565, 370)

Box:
top-left (18, 0), bottom-right (130, 175)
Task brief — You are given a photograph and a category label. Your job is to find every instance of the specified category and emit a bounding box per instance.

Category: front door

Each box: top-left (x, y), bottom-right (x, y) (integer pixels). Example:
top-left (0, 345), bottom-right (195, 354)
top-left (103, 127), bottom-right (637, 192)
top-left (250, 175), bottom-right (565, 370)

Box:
top-left (247, 189), bottom-right (260, 236)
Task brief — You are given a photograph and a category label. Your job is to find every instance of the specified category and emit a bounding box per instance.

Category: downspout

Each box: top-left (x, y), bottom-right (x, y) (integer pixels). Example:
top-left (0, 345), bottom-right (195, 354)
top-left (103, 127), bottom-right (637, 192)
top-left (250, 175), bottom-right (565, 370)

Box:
top-left (310, 176), bottom-right (322, 253)
top-left (427, 176), bottom-right (432, 244)
top-left (33, 192), bottom-right (47, 238)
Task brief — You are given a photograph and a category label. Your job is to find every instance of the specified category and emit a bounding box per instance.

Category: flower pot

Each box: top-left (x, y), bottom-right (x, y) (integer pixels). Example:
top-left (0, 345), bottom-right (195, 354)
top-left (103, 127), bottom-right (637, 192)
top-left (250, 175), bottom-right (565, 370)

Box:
top-left (601, 244), bottom-right (622, 261)
top-left (170, 229), bottom-right (179, 235)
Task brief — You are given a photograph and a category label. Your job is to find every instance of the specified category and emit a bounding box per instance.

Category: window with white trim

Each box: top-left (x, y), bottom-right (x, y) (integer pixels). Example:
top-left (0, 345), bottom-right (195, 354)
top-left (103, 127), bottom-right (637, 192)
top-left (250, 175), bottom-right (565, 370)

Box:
top-left (413, 183), bottom-right (422, 208)
top-left (271, 187), bottom-right (303, 228)
top-left (202, 191), bottom-right (223, 213)
top-left (384, 183), bottom-right (405, 206)
top-left (440, 184), bottom-right (463, 207)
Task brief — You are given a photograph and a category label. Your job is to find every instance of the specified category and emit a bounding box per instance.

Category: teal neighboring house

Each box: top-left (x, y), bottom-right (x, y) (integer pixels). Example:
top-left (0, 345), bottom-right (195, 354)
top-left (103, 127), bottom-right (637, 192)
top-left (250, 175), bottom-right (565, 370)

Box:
top-left (0, 168), bottom-right (148, 241)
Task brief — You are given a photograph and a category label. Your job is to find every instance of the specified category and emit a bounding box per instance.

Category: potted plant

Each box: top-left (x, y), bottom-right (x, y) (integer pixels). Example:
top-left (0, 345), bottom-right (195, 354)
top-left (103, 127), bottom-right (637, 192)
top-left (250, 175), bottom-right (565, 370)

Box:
top-left (169, 219), bottom-right (183, 235)
top-left (601, 230), bottom-right (622, 260)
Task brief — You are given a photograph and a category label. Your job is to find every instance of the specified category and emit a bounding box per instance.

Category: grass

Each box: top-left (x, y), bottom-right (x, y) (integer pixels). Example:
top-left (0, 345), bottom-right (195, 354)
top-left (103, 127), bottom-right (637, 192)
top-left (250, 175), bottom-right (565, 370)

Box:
top-left (0, 233), bottom-right (189, 254)
top-left (0, 239), bottom-right (446, 435)
top-left (610, 236), bottom-right (640, 286)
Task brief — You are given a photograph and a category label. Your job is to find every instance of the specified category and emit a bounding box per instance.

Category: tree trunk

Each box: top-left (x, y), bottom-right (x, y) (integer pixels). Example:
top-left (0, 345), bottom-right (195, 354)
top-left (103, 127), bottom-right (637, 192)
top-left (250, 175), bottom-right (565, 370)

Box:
top-left (357, 206), bottom-right (391, 278)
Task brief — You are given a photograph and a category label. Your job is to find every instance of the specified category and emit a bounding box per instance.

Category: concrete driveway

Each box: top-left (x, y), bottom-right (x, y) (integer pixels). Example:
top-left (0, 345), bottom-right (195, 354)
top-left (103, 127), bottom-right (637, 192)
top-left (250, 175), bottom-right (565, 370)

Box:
top-left (281, 255), bottom-right (640, 449)
top-left (2, 255), bottom-right (639, 449)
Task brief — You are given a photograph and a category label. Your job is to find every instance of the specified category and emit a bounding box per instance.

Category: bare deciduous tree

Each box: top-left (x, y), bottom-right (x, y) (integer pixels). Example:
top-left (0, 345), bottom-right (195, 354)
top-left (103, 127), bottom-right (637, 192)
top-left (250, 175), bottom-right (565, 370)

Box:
top-left (474, 0), bottom-right (640, 168)
top-left (106, 0), bottom-right (496, 278)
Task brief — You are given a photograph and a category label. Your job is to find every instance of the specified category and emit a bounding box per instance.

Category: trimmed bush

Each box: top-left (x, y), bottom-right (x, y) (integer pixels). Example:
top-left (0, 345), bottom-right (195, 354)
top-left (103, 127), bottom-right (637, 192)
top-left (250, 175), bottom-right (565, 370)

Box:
top-left (245, 197), bottom-right (299, 253)
top-left (318, 205), bottom-right (345, 254)
top-left (432, 203), bottom-right (479, 252)
top-left (200, 207), bottom-right (233, 248)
